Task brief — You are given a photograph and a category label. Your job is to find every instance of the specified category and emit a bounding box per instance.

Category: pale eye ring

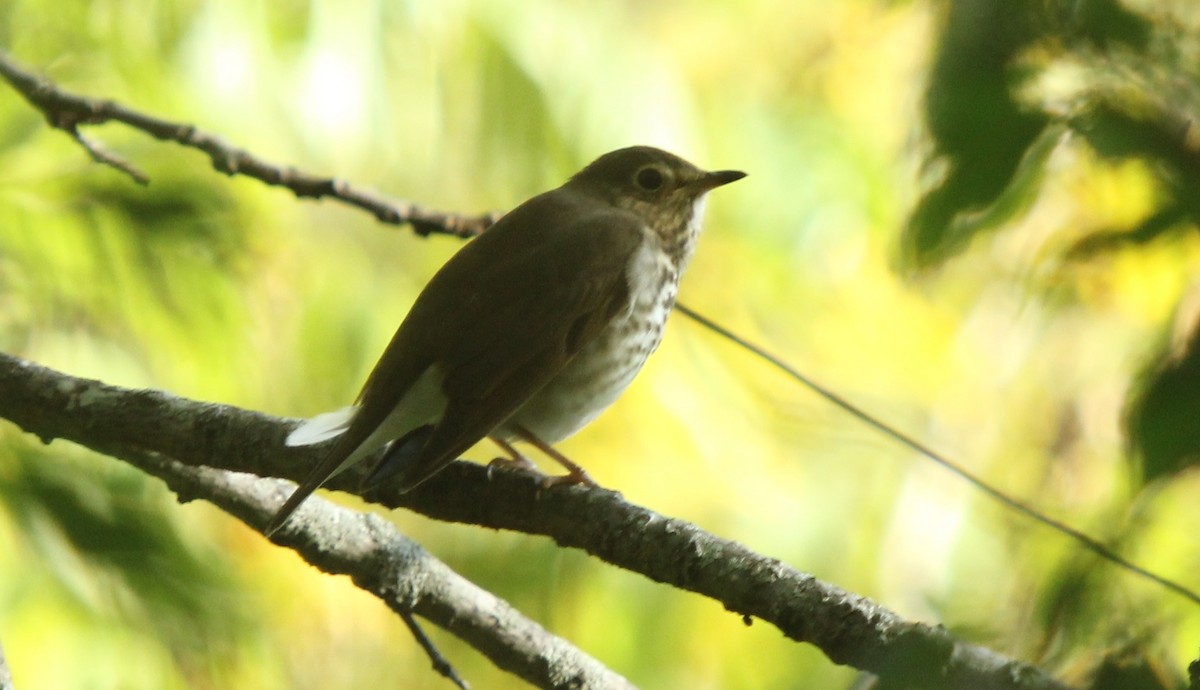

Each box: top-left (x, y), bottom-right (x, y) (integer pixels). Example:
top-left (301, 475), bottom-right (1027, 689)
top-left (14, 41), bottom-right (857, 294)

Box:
top-left (634, 165), bottom-right (666, 192)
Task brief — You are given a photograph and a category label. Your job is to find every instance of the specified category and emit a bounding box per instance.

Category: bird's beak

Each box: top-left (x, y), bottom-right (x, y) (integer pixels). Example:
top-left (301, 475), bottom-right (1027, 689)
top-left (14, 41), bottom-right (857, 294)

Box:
top-left (694, 169), bottom-right (747, 192)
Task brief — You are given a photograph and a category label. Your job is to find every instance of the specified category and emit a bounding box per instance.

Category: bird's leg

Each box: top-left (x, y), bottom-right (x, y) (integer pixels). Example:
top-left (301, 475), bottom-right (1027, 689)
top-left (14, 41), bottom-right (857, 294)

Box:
top-left (511, 424), bottom-right (599, 489)
top-left (487, 436), bottom-right (542, 479)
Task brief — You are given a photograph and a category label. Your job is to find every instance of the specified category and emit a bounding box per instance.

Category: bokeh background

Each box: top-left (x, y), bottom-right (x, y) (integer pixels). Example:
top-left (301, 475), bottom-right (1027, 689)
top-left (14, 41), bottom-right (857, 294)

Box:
top-left (2, 0), bottom-right (1200, 688)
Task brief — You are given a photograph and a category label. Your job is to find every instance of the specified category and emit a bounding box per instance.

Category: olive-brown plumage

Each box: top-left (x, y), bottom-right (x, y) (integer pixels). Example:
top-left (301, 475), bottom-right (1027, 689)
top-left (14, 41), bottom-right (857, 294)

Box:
top-left (265, 146), bottom-right (744, 536)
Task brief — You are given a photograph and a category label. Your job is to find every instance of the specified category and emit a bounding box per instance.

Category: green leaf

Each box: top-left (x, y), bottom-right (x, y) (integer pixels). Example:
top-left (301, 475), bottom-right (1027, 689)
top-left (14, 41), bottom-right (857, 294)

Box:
top-left (1127, 315), bottom-right (1200, 485)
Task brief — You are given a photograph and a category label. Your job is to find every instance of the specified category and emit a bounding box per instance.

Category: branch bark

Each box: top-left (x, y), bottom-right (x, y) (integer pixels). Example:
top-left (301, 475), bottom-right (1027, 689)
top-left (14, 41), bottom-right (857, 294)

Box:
top-left (0, 352), bottom-right (1074, 690)
top-left (119, 449), bottom-right (633, 690)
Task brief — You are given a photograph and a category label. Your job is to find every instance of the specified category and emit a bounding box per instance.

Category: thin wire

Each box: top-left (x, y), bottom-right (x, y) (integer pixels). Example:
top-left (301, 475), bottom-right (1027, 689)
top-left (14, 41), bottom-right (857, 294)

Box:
top-left (676, 302), bottom-right (1200, 607)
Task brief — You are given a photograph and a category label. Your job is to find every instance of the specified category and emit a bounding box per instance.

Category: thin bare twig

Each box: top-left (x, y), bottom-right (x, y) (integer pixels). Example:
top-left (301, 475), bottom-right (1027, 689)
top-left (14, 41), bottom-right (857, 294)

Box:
top-left (0, 49), bottom-right (498, 238)
top-left (401, 612), bottom-right (471, 690)
top-left (67, 126), bottom-right (150, 184)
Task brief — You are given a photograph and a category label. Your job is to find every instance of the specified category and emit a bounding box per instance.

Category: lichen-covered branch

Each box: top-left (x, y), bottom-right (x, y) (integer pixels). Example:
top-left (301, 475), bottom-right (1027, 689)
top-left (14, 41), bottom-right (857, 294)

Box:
top-left (0, 352), bottom-right (1074, 690)
top-left (117, 449), bottom-right (633, 690)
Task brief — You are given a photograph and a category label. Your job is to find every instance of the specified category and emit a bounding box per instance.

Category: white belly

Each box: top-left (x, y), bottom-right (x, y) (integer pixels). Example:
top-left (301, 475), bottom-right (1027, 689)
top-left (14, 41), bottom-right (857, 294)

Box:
top-left (503, 239), bottom-right (677, 443)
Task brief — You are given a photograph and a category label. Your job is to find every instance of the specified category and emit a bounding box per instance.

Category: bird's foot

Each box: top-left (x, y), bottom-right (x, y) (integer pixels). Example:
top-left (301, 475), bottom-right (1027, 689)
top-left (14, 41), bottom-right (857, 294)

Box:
top-left (486, 454), bottom-right (542, 481)
top-left (539, 467), bottom-right (599, 489)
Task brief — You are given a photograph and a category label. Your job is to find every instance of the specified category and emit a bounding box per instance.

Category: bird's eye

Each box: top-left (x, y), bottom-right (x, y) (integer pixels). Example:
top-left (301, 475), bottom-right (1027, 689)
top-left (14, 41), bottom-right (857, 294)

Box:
top-left (634, 165), bottom-right (666, 192)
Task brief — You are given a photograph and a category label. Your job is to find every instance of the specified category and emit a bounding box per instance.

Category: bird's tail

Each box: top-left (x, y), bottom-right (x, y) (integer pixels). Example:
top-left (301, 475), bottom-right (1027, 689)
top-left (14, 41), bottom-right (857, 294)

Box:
top-left (264, 407), bottom-right (361, 538)
top-left (361, 424), bottom-right (436, 491)
top-left (285, 406), bottom-right (357, 446)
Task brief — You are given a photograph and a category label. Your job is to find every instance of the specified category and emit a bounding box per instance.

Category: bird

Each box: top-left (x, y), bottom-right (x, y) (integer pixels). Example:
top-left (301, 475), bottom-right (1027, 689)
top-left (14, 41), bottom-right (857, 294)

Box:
top-left (264, 145), bottom-right (744, 537)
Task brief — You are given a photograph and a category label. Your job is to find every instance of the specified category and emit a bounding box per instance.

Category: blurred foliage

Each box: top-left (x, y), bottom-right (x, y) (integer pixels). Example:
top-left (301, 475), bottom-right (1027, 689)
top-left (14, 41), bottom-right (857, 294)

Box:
top-left (0, 444), bottom-right (252, 687)
top-left (909, 0), bottom-right (1052, 264)
top-left (1, 0), bottom-right (1199, 689)
top-left (909, 0), bottom-right (1200, 496)
top-left (1128, 316), bottom-right (1200, 484)
top-left (906, 0), bottom-right (1169, 265)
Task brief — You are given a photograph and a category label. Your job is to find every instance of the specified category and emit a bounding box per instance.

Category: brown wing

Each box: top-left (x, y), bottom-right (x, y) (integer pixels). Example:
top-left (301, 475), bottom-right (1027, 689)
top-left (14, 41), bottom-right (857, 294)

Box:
top-left (374, 187), bottom-right (645, 489)
top-left (264, 187), bottom-right (642, 535)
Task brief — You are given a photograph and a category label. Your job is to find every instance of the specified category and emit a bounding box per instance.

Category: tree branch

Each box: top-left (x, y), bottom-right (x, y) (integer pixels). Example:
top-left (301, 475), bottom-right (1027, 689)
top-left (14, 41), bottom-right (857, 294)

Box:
top-left (0, 49), bottom-right (498, 238)
top-left (111, 447), bottom-right (631, 690)
top-left (0, 638), bottom-right (12, 690)
top-left (0, 351), bottom-right (1074, 690)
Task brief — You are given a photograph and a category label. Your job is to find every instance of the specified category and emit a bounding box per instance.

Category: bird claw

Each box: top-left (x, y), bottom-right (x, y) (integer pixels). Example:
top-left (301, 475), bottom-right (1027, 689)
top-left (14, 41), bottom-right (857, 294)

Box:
top-left (485, 456), bottom-right (598, 491)
top-left (539, 467), bottom-right (599, 490)
top-left (486, 455), bottom-right (542, 481)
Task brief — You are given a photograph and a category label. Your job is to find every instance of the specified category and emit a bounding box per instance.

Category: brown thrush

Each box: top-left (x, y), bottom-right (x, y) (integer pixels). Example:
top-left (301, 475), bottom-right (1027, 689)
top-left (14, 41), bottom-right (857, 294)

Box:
top-left (264, 145), bottom-right (744, 536)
